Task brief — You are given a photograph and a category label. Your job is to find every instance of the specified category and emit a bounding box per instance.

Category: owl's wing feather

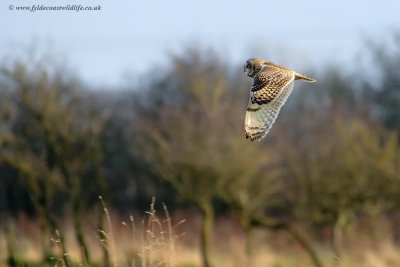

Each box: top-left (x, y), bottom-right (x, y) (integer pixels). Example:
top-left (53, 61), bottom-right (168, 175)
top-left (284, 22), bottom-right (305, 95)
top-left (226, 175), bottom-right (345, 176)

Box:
top-left (245, 66), bottom-right (295, 141)
top-left (250, 66), bottom-right (293, 103)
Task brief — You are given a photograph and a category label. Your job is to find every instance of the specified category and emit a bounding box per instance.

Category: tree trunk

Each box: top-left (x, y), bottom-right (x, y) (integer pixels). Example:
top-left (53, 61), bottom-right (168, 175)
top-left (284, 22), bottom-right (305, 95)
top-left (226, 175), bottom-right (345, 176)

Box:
top-left (252, 215), bottom-right (323, 267)
top-left (71, 176), bottom-right (90, 264)
top-left (244, 225), bottom-right (254, 267)
top-left (97, 200), bottom-right (111, 267)
top-left (287, 227), bottom-right (323, 267)
top-left (6, 219), bottom-right (18, 267)
top-left (198, 200), bottom-right (214, 267)
top-left (238, 212), bottom-right (254, 267)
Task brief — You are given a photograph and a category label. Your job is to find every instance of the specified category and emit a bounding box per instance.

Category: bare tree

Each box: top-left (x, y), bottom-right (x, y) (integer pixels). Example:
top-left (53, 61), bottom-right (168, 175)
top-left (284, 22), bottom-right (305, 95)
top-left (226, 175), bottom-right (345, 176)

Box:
top-left (0, 60), bottom-right (107, 265)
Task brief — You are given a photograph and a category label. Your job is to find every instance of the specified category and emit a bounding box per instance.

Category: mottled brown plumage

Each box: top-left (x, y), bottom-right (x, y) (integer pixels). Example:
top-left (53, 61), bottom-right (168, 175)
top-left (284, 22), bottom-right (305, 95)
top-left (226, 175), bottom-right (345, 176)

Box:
top-left (243, 58), bottom-right (316, 142)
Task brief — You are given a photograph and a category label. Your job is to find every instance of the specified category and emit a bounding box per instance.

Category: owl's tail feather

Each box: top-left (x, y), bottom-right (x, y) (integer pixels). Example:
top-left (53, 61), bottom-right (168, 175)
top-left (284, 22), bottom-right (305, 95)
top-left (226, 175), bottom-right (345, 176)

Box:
top-left (294, 72), bottom-right (316, 82)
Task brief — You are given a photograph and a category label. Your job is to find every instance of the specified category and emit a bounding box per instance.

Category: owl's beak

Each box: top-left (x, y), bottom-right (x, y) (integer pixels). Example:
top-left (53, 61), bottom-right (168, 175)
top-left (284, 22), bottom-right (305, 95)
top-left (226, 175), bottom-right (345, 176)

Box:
top-left (243, 64), bottom-right (251, 75)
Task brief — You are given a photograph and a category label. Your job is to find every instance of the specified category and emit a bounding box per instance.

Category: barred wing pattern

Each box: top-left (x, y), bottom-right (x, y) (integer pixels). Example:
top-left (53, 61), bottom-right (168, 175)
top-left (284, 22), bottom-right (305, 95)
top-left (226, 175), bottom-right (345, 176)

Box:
top-left (245, 67), bottom-right (295, 142)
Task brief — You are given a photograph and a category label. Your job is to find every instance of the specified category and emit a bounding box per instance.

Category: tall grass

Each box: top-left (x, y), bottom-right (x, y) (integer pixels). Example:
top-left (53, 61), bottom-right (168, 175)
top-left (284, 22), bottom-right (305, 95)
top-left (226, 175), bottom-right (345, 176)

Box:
top-left (3, 203), bottom-right (400, 267)
top-left (97, 196), bottom-right (186, 267)
top-left (1, 198), bottom-right (185, 267)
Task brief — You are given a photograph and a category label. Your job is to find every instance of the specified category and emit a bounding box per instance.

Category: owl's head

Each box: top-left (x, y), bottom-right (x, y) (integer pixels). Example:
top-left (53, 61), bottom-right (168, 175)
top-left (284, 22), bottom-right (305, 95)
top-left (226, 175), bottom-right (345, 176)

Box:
top-left (243, 58), bottom-right (263, 77)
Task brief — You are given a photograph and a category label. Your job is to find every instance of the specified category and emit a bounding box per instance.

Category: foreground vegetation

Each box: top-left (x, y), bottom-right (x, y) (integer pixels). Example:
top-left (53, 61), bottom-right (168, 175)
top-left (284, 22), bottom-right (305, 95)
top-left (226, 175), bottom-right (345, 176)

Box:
top-left (1, 32), bottom-right (400, 266)
top-left (2, 203), bottom-right (400, 267)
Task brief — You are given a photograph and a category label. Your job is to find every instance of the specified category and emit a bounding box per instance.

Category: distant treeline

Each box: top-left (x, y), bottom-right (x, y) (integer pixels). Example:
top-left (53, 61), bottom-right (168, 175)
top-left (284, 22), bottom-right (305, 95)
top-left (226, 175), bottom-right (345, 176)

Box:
top-left (1, 32), bottom-right (400, 266)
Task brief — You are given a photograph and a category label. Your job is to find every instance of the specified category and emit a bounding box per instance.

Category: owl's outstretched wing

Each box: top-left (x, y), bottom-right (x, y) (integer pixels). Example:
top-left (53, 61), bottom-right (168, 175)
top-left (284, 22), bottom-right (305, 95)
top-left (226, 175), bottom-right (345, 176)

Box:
top-left (244, 66), bottom-right (294, 142)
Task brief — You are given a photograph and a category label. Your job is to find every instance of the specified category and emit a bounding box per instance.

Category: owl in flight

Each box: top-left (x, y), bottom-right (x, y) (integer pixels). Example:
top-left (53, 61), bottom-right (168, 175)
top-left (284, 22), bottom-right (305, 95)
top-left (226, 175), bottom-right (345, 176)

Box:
top-left (243, 58), bottom-right (316, 142)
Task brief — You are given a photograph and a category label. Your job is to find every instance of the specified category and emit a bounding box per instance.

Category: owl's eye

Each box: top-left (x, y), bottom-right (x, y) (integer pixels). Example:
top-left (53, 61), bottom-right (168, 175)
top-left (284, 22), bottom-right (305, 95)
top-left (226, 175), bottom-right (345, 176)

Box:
top-left (246, 64), bottom-right (251, 69)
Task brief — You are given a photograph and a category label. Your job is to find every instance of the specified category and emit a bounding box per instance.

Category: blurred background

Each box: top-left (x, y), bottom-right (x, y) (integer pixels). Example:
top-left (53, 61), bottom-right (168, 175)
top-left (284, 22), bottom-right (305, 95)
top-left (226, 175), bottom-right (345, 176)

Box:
top-left (1, 1), bottom-right (400, 266)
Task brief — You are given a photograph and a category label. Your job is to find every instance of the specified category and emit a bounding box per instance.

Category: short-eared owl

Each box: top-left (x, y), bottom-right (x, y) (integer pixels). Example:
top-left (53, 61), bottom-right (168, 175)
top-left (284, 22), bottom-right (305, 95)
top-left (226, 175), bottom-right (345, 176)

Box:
top-left (243, 58), bottom-right (316, 142)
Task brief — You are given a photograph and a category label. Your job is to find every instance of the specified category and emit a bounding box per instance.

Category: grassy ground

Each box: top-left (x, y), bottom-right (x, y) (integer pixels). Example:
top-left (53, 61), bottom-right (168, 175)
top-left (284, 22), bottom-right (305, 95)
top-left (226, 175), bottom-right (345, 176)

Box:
top-left (1, 207), bottom-right (400, 267)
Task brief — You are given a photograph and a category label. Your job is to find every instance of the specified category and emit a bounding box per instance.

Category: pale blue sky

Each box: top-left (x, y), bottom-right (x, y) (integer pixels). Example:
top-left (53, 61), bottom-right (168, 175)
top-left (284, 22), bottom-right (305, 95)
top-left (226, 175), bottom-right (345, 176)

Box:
top-left (1, 0), bottom-right (399, 87)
